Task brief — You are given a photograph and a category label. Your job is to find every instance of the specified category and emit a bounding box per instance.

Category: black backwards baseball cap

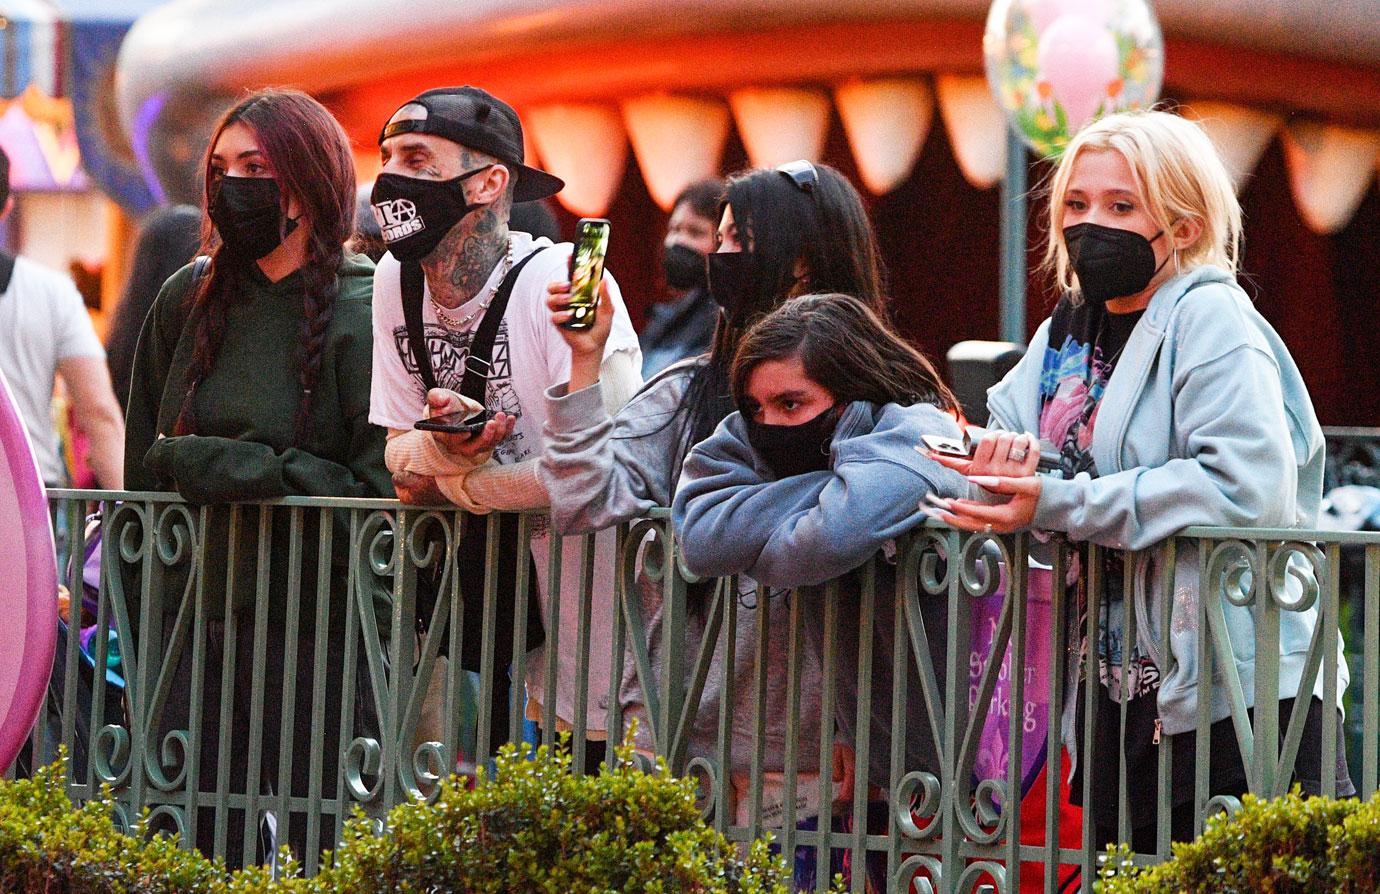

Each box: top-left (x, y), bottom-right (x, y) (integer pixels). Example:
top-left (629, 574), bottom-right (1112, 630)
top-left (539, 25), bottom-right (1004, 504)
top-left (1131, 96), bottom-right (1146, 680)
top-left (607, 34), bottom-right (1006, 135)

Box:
top-left (379, 86), bottom-right (564, 203)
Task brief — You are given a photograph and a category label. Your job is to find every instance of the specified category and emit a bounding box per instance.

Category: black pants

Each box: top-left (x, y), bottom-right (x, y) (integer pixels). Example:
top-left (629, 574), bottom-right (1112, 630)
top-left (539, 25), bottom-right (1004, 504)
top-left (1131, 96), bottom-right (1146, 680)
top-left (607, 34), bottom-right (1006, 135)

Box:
top-left (528, 728), bottom-right (607, 776)
top-left (420, 512), bottom-right (544, 760)
top-left (154, 606), bottom-right (361, 870)
top-left (1072, 689), bottom-right (1355, 852)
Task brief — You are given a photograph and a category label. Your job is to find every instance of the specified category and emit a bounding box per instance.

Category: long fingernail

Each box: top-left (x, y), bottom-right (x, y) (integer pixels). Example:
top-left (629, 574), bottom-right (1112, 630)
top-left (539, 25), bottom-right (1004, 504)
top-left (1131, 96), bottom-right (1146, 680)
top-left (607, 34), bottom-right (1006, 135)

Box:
top-left (923, 493), bottom-right (953, 510)
top-left (967, 475), bottom-right (1001, 487)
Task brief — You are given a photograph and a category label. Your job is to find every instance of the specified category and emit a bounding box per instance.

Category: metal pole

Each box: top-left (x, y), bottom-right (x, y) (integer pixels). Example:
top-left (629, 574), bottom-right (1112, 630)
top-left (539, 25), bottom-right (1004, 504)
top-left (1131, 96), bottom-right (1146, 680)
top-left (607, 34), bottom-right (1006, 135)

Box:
top-left (998, 125), bottom-right (1028, 344)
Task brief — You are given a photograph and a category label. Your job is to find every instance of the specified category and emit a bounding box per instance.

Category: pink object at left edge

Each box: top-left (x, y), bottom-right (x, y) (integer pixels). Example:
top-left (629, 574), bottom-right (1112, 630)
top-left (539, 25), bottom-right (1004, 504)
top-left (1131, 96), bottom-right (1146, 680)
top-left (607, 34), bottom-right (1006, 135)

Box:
top-left (0, 367), bottom-right (57, 772)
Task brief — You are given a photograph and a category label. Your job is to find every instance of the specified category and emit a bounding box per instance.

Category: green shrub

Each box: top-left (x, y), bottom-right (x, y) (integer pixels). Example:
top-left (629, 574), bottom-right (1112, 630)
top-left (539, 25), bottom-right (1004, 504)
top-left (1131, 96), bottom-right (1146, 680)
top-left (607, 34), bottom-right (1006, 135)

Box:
top-left (1329, 798), bottom-right (1380, 894)
top-left (1096, 788), bottom-right (1380, 894)
top-left (1, 738), bottom-right (789, 894)
top-left (299, 737), bottom-right (790, 894)
top-left (0, 753), bottom-right (225, 893)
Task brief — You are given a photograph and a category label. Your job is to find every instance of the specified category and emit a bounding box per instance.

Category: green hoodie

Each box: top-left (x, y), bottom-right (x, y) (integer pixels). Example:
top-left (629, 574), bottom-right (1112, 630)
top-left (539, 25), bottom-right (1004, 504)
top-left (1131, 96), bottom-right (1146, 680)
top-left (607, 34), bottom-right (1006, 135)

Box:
top-left (123, 253), bottom-right (392, 619)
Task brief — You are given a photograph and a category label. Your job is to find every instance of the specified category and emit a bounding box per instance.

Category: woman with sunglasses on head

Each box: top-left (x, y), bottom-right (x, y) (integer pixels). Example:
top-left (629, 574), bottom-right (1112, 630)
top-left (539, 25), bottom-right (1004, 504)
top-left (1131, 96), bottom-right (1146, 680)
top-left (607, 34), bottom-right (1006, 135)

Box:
top-left (124, 89), bottom-right (390, 866)
top-left (926, 109), bottom-right (1352, 852)
top-left (540, 161), bottom-right (889, 886)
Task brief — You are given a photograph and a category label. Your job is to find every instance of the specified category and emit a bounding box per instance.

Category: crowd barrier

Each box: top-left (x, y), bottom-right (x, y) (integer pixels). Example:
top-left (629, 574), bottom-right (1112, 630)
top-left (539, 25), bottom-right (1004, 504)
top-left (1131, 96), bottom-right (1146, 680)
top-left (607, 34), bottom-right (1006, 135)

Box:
top-left (13, 488), bottom-right (1379, 892)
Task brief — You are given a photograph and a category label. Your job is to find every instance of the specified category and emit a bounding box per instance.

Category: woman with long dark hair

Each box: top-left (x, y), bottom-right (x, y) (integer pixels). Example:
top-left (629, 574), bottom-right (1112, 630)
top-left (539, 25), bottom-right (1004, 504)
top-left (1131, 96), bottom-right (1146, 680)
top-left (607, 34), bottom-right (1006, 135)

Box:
top-left (123, 89), bottom-right (388, 867)
top-left (676, 160), bottom-right (887, 465)
top-left (537, 161), bottom-right (889, 886)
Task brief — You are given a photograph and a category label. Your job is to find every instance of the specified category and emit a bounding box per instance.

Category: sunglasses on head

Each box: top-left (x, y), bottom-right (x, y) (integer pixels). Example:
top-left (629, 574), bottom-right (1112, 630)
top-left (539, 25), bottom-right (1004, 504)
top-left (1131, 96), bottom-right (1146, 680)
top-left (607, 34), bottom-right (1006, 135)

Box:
top-left (776, 159), bottom-right (818, 194)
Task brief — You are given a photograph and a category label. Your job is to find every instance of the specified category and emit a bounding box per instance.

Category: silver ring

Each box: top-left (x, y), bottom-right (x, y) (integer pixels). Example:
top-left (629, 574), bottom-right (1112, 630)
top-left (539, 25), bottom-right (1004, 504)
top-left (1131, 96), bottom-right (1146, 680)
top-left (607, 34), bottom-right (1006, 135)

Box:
top-left (1009, 447), bottom-right (1028, 462)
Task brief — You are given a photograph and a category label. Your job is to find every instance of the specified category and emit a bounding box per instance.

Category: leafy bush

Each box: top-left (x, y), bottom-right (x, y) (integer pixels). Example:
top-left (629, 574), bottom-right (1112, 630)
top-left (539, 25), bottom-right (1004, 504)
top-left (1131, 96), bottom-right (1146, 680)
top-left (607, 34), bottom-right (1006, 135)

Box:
top-left (0, 754), bottom-right (225, 893)
top-left (0, 738), bottom-right (788, 894)
top-left (1096, 788), bottom-right (1380, 893)
top-left (297, 737), bottom-right (789, 894)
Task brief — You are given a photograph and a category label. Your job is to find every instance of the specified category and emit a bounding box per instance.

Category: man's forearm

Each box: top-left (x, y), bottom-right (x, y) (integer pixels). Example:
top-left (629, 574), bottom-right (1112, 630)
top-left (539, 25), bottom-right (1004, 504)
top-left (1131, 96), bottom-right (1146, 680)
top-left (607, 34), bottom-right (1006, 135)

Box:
top-left (78, 405), bottom-right (125, 489)
top-left (59, 356), bottom-right (127, 489)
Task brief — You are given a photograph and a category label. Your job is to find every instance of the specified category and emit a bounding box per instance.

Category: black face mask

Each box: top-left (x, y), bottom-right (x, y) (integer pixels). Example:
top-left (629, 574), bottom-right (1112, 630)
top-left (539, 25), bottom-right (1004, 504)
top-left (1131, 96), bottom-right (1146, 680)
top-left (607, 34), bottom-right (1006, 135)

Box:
top-left (706, 250), bottom-right (756, 320)
top-left (370, 166), bottom-right (491, 262)
top-left (208, 176), bottom-right (297, 262)
top-left (662, 243), bottom-right (707, 291)
top-left (1063, 222), bottom-right (1167, 305)
top-left (745, 404), bottom-right (843, 479)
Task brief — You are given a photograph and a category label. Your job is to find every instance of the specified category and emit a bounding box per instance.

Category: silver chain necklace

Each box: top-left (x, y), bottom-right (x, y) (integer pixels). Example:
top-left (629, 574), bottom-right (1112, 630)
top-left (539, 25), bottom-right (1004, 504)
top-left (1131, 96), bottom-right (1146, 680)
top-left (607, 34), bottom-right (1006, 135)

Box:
top-left (430, 236), bottom-right (515, 331)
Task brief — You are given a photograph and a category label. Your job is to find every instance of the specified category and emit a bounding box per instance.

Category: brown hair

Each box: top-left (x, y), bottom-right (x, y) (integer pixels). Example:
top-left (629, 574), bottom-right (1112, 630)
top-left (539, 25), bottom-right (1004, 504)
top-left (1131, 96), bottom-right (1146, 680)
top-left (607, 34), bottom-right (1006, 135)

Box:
top-left (176, 88), bottom-right (356, 443)
top-left (731, 293), bottom-right (958, 415)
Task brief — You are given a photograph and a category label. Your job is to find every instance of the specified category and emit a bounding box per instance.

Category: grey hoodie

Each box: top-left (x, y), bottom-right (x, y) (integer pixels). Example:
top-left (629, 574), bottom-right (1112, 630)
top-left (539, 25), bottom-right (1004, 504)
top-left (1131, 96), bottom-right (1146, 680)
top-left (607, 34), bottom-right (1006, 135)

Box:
top-left (673, 401), bottom-right (968, 786)
top-left (985, 265), bottom-right (1346, 738)
top-left (539, 360), bottom-right (824, 777)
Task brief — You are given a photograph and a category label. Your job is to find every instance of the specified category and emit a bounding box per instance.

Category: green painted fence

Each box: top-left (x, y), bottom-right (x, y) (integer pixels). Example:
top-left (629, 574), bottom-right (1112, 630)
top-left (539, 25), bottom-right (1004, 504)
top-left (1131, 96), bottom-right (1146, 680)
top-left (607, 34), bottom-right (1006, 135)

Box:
top-left (16, 489), bottom-right (1379, 892)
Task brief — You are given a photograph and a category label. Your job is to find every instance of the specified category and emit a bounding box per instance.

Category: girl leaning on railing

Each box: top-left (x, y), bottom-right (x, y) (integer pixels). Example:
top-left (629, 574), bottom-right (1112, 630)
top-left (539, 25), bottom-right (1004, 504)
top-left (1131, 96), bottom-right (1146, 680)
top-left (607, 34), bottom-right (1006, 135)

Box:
top-left (673, 292), bottom-right (969, 891)
top-left (925, 108), bottom-right (1354, 852)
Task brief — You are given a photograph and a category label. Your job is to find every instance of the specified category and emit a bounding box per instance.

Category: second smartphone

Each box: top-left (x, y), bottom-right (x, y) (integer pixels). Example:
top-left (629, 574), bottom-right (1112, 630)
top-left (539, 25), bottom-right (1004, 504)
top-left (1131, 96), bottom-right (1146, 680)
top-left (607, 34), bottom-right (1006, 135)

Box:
top-left (562, 217), bottom-right (610, 330)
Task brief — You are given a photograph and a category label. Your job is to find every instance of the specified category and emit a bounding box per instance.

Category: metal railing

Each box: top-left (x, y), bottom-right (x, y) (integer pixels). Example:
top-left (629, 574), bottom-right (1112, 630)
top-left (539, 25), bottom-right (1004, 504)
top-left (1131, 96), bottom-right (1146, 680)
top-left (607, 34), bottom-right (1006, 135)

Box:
top-left (16, 489), bottom-right (1380, 892)
top-left (1323, 426), bottom-right (1380, 490)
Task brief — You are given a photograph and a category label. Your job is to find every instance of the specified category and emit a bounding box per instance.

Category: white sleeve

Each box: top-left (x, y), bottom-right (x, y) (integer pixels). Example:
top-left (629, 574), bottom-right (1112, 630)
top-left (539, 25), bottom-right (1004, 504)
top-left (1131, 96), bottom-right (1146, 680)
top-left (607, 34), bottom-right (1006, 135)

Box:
top-left (596, 266), bottom-right (643, 364)
top-left (525, 250), bottom-right (642, 388)
top-left (368, 254), bottom-right (426, 430)
top-left (53, 272), bottom-right (105, 361)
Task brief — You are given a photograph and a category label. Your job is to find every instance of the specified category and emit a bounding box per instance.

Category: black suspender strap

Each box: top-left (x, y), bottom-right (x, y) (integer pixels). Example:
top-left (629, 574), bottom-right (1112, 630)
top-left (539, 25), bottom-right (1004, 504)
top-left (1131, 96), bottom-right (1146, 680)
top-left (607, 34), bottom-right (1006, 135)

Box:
top-left (458, 248), bottom-right (545, 404)
top-left (0, 252), bottom-right (16, 294)
top-left (400, 247), bottom-right (548, 402)
top-left (401, 259), bottom-right (436, 392)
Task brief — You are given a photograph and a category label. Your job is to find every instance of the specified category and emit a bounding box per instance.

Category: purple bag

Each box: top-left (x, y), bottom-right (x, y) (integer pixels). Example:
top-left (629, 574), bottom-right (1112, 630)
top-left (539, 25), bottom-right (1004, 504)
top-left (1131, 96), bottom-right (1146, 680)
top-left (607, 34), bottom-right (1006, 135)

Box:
top-left (970, 565), bottom-right (1056, 797)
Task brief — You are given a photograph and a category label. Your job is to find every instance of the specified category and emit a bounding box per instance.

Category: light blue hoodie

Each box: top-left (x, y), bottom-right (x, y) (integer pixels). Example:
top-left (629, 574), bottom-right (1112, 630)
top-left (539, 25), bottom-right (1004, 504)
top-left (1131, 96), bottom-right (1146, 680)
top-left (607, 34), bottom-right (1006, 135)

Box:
top-left (674, 400), bottom-right (968, 785)
top-left (986, 265), bottom-right (1344, 737)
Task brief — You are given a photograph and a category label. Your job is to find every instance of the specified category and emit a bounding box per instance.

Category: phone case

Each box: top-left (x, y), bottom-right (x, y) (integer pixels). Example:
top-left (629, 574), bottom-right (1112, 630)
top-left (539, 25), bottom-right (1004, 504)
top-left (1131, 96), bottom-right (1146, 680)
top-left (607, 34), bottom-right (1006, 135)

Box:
top-left (564, 218), bottom-right (610, 331)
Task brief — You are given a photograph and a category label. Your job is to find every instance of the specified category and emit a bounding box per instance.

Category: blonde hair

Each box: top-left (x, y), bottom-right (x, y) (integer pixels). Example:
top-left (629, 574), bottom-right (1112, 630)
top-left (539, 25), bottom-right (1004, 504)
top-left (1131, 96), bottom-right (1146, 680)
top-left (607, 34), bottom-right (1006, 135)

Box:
top-left (1043, 109), bottom-right (1242, 296)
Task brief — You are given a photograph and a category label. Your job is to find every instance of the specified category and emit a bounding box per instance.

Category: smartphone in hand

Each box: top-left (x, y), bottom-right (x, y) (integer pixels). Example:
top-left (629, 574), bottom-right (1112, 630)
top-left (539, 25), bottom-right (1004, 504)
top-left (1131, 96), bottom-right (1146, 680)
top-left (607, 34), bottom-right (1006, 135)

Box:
top-left (562, 218), bottom-right (610, 331)
top-left (921, 429), bottom-right (1062, 473)
top-left (414, 409), bottom-right (492, 435)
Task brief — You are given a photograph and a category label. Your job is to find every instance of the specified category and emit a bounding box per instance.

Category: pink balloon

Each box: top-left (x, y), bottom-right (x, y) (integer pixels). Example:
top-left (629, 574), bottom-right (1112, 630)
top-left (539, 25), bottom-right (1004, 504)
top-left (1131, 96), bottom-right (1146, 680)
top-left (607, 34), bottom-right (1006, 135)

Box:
top-left (1025, 0), bottom-right (1111, 36)
top-left (1036, 14), bottom-right (1120, 131)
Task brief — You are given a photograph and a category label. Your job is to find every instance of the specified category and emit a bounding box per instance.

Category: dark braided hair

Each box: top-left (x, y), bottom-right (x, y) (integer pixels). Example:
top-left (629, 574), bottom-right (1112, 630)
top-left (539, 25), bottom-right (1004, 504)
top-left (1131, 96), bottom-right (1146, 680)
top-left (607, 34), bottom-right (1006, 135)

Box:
top-left (175, 89), bottom-right (356, 444)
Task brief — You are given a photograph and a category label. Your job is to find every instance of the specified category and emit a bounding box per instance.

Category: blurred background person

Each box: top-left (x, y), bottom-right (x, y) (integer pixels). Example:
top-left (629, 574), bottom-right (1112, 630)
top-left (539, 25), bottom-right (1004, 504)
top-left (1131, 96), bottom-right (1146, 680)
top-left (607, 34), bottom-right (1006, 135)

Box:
top-left (105, 204), bottom-right (201, 414)
top-left (511, 198), bottom-right (563, 243)
top-left (0, 146), bottom-right (125, 488)
top-left (350, 184), bottom-right (386, 263)
top-left (638, 178), bottom-right (722, 378)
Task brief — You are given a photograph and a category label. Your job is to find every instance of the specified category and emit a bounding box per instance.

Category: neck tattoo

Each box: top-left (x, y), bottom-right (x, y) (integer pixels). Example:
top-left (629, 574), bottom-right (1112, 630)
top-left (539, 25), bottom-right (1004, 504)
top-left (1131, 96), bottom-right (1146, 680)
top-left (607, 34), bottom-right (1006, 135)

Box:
top-left (424, 206), bottom-right (511, 310)
top-left (430, 235), bottom-right (515, 331)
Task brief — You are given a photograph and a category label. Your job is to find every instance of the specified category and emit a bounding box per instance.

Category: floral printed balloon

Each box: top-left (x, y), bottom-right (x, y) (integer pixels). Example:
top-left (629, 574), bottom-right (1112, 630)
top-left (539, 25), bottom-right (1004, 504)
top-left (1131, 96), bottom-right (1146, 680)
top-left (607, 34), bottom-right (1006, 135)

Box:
top-left (984, 0), bottom-right (1164, 158)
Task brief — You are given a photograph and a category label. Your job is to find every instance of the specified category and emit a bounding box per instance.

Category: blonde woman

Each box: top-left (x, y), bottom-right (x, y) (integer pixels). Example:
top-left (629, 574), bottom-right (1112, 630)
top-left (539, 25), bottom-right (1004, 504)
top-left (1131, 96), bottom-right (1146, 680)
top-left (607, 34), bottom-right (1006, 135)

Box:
top-left (925, 109), bottom-right (1352, 850)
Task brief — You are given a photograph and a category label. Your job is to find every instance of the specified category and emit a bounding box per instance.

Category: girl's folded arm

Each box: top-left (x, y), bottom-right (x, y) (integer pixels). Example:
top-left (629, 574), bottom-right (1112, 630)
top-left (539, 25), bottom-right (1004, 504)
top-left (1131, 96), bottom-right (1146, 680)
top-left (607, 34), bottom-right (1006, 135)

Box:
top-left (672, 432), bottom-right (830, 580)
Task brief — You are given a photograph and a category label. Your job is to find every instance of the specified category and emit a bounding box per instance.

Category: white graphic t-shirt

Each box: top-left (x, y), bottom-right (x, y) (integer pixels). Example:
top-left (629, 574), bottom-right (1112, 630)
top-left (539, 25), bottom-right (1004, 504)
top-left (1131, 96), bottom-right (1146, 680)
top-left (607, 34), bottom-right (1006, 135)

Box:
top-left (370, 231), bottom-right (642, 729)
